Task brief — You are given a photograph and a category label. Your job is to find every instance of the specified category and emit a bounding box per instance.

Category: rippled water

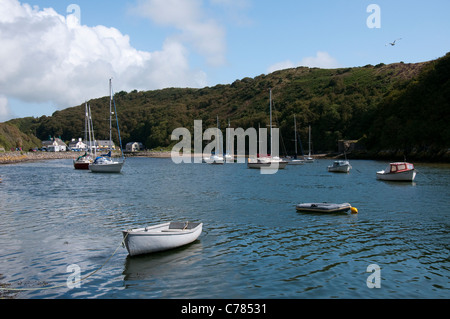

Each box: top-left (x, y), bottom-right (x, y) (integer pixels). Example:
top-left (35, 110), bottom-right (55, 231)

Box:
top-left (0, 158), bottom-right (448, 299)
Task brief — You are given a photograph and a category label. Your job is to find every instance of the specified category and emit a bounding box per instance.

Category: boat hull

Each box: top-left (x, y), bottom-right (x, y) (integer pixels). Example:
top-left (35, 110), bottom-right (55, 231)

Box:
top-left (328, 161), bottom-right (351, 173)
top-left (122, 222), bottom-right (202, 256)
top-left (89, 161), bottom-right (124, 173)
top-left (296, 202), bottom-right (352, 214)
top-left (247, 157), bottom-right (288, 169)
top-left (376, 169), bottom-right (416, 181)
top-left (73, 161), bottom-right (91, 170)
top-left (288, 159), bottom-right (305, 165)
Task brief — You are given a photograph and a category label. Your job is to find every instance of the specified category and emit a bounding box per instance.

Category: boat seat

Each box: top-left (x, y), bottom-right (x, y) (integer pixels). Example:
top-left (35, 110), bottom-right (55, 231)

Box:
top-left (169, 222), bottom-right (199, 230)
top-left (161, 229), bottom-right (185, 232)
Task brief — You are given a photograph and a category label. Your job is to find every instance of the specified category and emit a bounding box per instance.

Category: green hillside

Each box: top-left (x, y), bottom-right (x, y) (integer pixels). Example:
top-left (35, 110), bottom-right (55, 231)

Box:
top-left (4, 52), bottom-right (450, 161)
top-left (0, 122), bottom-right (41, 151)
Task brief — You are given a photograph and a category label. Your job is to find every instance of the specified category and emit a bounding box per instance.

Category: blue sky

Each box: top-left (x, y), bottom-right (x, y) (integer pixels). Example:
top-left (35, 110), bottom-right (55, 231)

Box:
top-left (1, 0), bottom-right (449, 121)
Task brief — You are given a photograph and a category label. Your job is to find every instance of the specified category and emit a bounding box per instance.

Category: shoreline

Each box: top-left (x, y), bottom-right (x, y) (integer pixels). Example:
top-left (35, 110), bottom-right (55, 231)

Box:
top-left (1, 149), bottom-right (449, 165)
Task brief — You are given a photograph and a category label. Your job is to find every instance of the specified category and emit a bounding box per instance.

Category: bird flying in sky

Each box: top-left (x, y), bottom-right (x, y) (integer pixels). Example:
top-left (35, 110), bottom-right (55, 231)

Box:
top-left (386, 38), bottom-right (402, 46)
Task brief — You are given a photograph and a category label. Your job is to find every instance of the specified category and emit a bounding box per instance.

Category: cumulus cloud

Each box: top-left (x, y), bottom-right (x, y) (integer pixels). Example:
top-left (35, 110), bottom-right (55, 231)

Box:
top-left (0, 0), bottom-right (208, 120)
top-left (131, 0), bottom-right (227, 67)
top-left (268, 51), bottom-right (341, 73)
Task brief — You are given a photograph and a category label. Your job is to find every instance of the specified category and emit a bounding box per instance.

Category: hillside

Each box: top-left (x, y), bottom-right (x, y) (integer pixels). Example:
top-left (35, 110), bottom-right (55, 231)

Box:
top-left (0, 122), bottom-right (41, 151)
top-left (4, 53), bottom-right (450, 161)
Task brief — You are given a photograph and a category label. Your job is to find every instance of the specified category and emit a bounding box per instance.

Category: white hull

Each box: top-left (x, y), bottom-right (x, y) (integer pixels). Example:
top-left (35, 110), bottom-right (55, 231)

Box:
top-left (122, 222), bottom-right (202, 256)
top-left (204, 155), bottom-right (224, 164)
top-left (89, 160), bottom-right (124, 173)
top-left (287, 158), bottom-right (305, 165)
top-left (328, 161), bottom-right (351, 173)
top-left (376, 169), bottom-right (416, 181)
top-left (247, 157), bottom-right (288, 169)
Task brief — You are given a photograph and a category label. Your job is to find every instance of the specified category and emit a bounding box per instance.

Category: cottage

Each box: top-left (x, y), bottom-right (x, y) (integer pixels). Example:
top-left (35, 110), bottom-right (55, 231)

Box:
top-left (68, 138), bottom-right (87, 151)
top-left (43, 137), bottom-right (67, 152)
top-left (126, 142), bottom-right (144, 152)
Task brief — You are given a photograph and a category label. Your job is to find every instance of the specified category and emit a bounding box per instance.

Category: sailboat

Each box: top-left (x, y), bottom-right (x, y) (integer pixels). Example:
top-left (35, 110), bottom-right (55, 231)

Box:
top-left (204, 115), bottom-right (224, 164)
top-left (73, 102), bottom-right (94, 170)
top-left (224, 119), bottom-right (233, 162)
top-left (303, 125), bottom-right (315, 163)
top-left (247, 89), bottom-right (288, 169)
top-left (288, 114), bottom-right (305, 165)
top-left (89, 79), bottom-right (125, 173)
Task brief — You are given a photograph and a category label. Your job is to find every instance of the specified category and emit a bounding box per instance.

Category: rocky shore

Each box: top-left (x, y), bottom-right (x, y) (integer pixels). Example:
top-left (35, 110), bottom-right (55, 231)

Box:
top-left (0, 151), bottom-right (75, 164)
top-left (0, 151), bottom-right (173, 165)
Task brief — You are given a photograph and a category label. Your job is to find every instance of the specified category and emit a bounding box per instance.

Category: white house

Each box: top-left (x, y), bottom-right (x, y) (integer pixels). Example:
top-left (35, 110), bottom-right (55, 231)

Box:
top-left (68, 138), bottom-right (87, 151)
top-left (43, 137), bottom-right (67, 152)
top-left (126, 142), bottom-right (144, 152)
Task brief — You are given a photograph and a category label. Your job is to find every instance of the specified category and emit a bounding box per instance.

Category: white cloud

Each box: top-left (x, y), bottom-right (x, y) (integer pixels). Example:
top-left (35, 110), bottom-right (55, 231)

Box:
top-left (0, 0), bottom-right (208, 120)
top-left (300, 51), bottom-right (340, 69)
top-left (268, 51), bottom-right (341, 73)
top-left (131, 0), bottom-right (227, 67)
top-left (267, 60), bottom-right (296, 74)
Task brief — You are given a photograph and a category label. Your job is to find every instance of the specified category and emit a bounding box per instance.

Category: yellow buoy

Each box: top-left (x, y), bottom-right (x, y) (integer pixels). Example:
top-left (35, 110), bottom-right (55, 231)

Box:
top-left (350, 207), bottom-right (358, 214)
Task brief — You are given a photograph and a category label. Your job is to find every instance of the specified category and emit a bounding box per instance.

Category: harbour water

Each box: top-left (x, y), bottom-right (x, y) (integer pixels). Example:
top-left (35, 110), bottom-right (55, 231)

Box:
top-left (0, 157), bottom-right (448, 299)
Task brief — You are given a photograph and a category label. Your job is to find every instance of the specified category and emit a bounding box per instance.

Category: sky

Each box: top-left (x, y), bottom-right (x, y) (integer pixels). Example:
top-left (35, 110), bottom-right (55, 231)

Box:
top-left (0, 0), bottom-right (449, 122)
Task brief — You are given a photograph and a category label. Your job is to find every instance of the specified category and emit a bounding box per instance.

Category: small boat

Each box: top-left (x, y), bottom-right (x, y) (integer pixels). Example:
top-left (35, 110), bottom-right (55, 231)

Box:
top-left (376, 162), bottom-right (417, 181)
top-left (296, 202), bottom-right (358, 214)
top-left (90, 154), bottom-right (124, 173)
top-left (89, 79), bottom-right (125, 173)
top-left (204, 153), bottom-right (224, 164)
top-left (204, 116), bottom-right (224, 164)
top-left (247, 89), bottom-right (288, 170)
top-left (73, 153), bottom-right (93, 170)
top-left (287, 158), bottom-right (305, 165)
top-left (247, 155), bottom-right (288, 169)
top-left (303, 125), bottom-right (315, 163)
top-left (288, 115), bottom-right (305, 165)
top-left (327, 160), bottom-right (352, 173)
top-left (74, 103), bottom-right (94, 170)
top-left (122, 222), bottom-right (203, 256)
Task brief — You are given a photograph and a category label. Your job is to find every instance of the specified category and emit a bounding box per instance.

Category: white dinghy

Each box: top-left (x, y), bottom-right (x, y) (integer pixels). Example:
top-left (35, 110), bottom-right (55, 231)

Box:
top-left (122, 222), bottom-right (202, 256)
top-left (327, 160), bottom-right (352, 173)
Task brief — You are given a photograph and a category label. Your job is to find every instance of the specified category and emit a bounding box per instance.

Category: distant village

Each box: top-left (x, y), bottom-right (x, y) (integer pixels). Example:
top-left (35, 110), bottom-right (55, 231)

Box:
top-left (34, 136), bottom-right (144, 153)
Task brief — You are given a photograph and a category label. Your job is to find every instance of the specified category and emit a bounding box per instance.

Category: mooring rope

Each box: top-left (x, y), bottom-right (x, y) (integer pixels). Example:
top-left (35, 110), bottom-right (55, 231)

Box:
top-left (0, 233), bottom-right (128, 292)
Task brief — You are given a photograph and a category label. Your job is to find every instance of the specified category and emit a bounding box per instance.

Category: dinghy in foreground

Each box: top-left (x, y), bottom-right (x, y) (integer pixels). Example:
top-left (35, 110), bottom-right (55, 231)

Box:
top-left (122, 222), bottom-right (202, 256)
top-left (296, 202), bottom-right (358, 214)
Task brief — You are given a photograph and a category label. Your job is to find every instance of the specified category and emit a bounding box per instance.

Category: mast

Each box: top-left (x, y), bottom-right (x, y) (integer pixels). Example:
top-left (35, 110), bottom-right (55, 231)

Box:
top-left (109, 78), bottom-right (112, 154)
top-left (294, 114), bottom-right (297, 158)
top-left (84, 102), bottom-right (88, 152)
top-left (308, 125), bottom-right (312, 157)
top-left (89, 104), bottom-right (96, 157)
top-left (269, 88), bottom-right (272, 156)
top-left (216, 115), bottom-right (220, 156)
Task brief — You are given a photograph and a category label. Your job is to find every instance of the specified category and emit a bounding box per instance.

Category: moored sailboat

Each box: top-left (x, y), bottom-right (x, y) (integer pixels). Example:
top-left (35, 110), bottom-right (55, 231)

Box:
top-left (247, 89), bottom-right (288, 170)
top-left (73, 102), bottom-right (94, 170)
top-left (89, 79), bottom-right (125, 173)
